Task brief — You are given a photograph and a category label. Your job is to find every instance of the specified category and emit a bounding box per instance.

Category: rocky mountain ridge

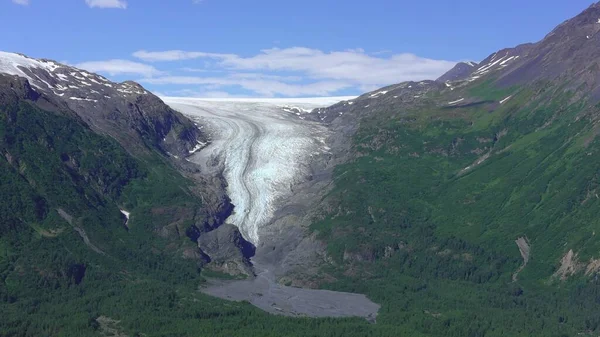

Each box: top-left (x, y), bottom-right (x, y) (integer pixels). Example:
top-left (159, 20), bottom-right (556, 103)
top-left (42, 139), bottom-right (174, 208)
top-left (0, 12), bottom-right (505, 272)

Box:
top-left (0, 51), bottom-right (204, 158)
top-left (436, 61), bottom-right (478, 83)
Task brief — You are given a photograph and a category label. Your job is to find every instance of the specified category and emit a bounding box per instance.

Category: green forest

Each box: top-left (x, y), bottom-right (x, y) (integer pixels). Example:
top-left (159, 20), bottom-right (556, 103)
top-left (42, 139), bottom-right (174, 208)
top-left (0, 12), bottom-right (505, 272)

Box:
top-left (310, 81), bottom-right (600, 336)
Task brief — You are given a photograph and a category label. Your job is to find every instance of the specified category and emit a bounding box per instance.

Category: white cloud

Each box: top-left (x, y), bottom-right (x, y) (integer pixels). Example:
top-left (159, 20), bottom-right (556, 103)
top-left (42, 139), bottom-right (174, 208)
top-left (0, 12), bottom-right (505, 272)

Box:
top-left (75, 59), bottom-right (161, 77)
top-left (133, 47), bottom-right (456, 87)
top-left (141, 75), bottom-right (351, 97)
top-left (12, 0), bottom-right (29, 5)
top-left (228, 72), bottom-right (303, 82)
top-left (71, 46), bottom-right (457, 97)
top-left (165, 89), bottom-right (250, 99)
top-left (133, 50), bottom-right (235, 62)
top-left (85, 0), bottom-right (127, 9)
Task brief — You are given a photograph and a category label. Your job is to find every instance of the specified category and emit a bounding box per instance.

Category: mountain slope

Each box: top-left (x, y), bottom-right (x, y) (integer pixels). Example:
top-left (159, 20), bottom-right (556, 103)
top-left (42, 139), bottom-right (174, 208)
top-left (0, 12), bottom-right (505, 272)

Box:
top-left (436, 61), bottom-right (478, 82)
top-left (287, 2), bottom-right (600, 336)
top-left (0, 52), bottom-right (203, 157)
top-left (0, 55), bottom-right (309, 336)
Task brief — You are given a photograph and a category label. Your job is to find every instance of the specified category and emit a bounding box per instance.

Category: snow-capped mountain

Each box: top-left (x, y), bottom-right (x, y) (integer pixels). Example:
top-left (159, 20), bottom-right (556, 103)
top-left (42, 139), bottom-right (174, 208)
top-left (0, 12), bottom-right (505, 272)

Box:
top-left (0, 51), bottom-right (204, 157)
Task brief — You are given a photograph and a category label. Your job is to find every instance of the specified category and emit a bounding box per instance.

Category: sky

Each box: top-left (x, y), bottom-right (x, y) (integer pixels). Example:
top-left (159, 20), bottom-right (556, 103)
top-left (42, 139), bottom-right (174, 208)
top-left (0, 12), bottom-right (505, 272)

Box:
top-left (0, 0), bottom-right (595, 97)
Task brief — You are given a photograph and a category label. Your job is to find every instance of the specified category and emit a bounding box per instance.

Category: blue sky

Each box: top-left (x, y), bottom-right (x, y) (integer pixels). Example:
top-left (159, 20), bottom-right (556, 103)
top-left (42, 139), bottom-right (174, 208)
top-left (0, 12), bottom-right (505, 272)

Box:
top-left (0, 0), bottom-right (595, 97)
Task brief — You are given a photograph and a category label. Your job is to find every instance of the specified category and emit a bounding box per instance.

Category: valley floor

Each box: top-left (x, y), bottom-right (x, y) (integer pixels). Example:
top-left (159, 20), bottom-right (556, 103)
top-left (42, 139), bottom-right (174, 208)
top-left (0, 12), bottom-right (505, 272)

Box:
top-left (201, 262), bottom-right (379, 320)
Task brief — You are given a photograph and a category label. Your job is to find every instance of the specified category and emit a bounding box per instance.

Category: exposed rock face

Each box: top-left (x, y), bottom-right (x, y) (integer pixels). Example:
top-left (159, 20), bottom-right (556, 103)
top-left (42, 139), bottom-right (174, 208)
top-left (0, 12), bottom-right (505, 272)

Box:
top-left (198, 224), bottom-right (255, 276)
top-left (0, 52), bottom-right (205, 157)
top-left (554, 249), bottom-right (583, 280)
top-left (436, 61), bottom-right (478, 82)
top-left (495, 3), bottom-right (600, 92)
top-left (429, 2), bottom-right (600, 102)
top-left (308, 80), bottom-right (444, 126)
top-left (552, 249), bottom-right (600, 280)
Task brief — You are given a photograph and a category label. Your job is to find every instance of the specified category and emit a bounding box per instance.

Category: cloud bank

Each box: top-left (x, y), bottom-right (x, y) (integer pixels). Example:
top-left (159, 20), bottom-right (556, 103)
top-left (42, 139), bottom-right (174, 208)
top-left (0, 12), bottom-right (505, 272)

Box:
top-left (81, 47), bottom-right (457, 97)
top-left (75, 59), bottom-right (160, 76)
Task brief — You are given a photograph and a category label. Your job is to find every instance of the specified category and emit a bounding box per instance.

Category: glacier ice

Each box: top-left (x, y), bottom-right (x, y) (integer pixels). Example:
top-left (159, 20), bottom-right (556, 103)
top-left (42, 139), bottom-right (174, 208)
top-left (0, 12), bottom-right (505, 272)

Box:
top-left (163, 97), bottom-right (350, 244)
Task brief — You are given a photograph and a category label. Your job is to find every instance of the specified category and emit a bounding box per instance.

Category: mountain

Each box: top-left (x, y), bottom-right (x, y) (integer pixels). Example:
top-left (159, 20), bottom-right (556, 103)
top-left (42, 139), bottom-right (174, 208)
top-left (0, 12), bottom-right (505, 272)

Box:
top-left (5, 2), bottom-right (600, 337)
top-left (0, 52), bottom-right (283, 336)
top-left (0, 52), bottom-right (203, 157)
top-left (0, 51), bottom-right (250, 261)
top-left (280, 2), bottom-right (600, 336)
top-left (436, 61), bottom-right (478, 82)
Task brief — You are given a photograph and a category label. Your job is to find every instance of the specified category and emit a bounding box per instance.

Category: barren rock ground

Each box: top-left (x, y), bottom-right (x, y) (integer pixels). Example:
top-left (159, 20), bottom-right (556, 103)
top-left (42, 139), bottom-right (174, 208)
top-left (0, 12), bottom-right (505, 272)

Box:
top-left (201, 262), bottom-right (380, 321)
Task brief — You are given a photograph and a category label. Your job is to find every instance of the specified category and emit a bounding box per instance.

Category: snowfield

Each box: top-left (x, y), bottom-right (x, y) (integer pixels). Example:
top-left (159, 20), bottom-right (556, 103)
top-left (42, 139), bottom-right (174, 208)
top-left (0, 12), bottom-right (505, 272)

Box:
top-left (163, 97), bottom-right (352, 244)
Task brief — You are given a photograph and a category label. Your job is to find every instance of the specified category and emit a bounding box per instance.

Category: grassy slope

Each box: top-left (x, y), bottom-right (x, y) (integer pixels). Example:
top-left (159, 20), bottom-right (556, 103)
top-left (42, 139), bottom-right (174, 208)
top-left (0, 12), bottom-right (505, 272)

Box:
top-left (311, 80), bottom-right (600, 336)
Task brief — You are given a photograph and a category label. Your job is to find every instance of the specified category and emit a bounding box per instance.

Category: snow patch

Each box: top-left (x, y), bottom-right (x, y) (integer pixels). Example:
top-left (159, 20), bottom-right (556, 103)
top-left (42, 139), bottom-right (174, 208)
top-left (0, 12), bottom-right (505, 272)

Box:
top-left (369, 90), bottom-right (388, 98)
top-left (88, 78), bottom-right (103, 85)
top-left (0, 52), bottom-right (63, 89)
top-left (69, 97), bottom-right (98, 102)
top-left (500, 56), bottom-right (515, 65)
top-left (448, 98), bottom-right (465, 105)
top-left (474, 54), bottom-right (508, 74)
top-left (188, 141), bottom-right (207, 154)
top-left (120, 210), bottom-right (130, 226)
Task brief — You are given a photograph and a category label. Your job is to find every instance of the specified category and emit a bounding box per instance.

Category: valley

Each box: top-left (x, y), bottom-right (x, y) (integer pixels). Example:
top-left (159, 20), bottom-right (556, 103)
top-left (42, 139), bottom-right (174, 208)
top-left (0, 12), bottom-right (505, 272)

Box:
top-left (164, 97), bottom-right (380, 319)
top-left (163, 97), bottom-right (349, 245)
top-left (5, 2), bottom-right (600, 336)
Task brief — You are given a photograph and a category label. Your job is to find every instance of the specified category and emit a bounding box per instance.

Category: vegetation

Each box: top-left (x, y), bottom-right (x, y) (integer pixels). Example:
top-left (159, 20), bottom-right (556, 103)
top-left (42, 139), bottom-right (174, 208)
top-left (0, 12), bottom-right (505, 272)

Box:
top-left (310, 81), bottom-right (600, 336)
top-left (0, 99), bottom-right (393, 336)
top-left (4, 75), bottom-right (600, 336)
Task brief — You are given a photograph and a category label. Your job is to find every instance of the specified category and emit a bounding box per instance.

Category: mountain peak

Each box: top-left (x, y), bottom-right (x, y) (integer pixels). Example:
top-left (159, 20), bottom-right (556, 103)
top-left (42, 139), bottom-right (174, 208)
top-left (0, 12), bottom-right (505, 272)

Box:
top-left (0, 51), bottom-right (151, 100)
top-left (543, 1), bottom-right (600, 41)
top-left (436, 61), bottom-right (479, 83)
top-left (0, 50), bottom-right (205, 158)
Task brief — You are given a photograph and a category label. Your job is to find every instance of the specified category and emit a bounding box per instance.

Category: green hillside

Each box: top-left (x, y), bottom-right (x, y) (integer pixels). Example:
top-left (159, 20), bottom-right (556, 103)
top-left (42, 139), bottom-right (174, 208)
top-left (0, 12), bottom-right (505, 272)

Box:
top-left (310, 80), bottom-right (600, 336)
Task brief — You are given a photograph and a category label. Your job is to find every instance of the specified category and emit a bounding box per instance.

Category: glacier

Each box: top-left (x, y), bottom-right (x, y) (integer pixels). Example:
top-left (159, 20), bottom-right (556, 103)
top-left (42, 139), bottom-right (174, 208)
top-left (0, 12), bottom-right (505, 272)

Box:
top-left (163, 97), bottom-right (353, 245)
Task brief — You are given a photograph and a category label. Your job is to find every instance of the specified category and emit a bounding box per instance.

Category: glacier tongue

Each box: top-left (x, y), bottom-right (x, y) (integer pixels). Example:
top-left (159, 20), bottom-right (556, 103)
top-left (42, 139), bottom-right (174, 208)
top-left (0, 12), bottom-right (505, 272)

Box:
top-left (163, 97), bottom-right (343, 244)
